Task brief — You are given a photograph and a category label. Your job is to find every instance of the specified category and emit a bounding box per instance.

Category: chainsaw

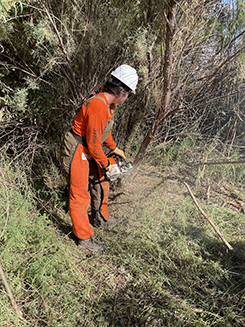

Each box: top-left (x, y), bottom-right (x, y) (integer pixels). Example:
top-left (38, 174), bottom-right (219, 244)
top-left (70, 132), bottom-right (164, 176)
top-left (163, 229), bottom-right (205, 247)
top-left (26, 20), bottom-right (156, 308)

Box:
top-left (106, 154), bottom-right (133, 182)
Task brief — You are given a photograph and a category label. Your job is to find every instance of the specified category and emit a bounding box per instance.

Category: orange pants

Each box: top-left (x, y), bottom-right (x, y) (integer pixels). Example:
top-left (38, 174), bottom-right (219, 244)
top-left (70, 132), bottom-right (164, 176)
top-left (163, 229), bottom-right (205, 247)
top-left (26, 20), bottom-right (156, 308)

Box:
top-left (69, 144), bottom-right (109, 240)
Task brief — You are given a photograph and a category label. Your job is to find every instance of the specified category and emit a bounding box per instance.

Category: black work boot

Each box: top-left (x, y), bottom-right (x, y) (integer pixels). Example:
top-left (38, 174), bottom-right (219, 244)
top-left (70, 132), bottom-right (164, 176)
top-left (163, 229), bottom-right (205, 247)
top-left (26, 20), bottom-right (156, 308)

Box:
top-left (101, 219), bottom-right (119, 229)
top-left (77, 236), bottom-right (106, 253)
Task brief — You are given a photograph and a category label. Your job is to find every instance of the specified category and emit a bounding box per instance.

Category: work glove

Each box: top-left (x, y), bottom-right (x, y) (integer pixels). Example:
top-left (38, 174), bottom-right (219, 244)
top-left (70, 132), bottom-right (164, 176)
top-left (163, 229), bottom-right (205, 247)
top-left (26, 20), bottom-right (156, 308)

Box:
top-left (105, 162), bottom-right (113, 173)
top-left (112, 147), bottom-right (126, 159)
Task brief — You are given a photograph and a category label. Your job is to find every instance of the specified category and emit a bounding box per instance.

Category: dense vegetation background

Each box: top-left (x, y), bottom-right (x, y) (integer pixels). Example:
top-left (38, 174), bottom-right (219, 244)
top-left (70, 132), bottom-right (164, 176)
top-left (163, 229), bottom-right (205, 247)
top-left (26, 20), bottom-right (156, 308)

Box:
top-left (0, 0), bottom-right (245, 326)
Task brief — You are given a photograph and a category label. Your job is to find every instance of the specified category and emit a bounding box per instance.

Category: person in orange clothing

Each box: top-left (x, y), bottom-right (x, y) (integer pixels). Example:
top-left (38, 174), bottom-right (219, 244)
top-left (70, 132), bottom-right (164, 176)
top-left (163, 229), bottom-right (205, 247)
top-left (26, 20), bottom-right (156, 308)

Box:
top-left (61, 64), bottom-right (138, 252)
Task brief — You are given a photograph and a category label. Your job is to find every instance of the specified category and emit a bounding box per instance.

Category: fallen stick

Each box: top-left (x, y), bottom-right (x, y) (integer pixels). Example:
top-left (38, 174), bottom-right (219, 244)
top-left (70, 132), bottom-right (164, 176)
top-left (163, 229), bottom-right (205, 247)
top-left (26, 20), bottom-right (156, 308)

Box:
top-left (0, 264), bottom-right (23, 318)
top-left (184, 182), bottom-right (234, 251)
top-left (195, 159), bottom-right (245, 166)
top-left (0, 167), bottom-right (10, 240)
top-left (223, 185), bottom-right (245, 204)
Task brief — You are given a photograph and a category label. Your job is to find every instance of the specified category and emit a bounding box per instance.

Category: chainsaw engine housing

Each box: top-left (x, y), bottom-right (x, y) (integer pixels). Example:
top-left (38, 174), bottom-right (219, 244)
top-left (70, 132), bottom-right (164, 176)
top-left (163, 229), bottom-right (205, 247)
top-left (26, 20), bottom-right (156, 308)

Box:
top-left (106, 156), bottom-right (133, 181)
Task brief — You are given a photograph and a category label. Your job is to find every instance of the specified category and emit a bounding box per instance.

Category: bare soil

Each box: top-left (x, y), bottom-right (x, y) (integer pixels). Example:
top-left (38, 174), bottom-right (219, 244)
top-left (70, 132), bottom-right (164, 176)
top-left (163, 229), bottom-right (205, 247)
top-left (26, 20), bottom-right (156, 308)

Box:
top-left (109, 162), bottom-right (245, 226)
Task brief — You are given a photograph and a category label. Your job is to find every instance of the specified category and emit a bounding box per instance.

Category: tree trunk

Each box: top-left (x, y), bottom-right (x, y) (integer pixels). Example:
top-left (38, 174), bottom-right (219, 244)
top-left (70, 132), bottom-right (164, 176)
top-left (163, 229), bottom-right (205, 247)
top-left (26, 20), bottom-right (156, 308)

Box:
top-left (134, 0), bottom-right (178, 165)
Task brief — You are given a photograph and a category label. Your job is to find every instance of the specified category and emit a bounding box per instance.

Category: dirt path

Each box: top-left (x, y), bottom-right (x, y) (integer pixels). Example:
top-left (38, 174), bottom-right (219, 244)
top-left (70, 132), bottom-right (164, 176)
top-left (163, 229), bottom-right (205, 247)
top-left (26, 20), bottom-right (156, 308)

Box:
top-left (108, 164), bottom-right (188, 223)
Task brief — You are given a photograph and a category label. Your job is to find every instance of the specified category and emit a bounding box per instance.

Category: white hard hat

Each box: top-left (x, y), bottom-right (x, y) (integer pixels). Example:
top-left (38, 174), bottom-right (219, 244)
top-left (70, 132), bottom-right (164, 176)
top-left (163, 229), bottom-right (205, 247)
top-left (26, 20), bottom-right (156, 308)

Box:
top-left (111, 64), bottom-right (138, 94)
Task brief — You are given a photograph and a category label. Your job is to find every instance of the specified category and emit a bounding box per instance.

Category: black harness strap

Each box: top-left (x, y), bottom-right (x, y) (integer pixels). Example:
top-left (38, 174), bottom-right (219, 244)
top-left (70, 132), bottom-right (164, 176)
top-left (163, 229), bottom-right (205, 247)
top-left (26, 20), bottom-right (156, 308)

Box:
top-left (90, 162), bottom-right (107, 223)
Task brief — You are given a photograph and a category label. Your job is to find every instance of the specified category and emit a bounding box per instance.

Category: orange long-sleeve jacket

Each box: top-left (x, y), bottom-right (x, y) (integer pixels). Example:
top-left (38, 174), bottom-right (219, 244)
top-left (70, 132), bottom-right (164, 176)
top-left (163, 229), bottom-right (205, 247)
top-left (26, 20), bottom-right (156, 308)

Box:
top-left (72, 93), bottom-right (116, 168)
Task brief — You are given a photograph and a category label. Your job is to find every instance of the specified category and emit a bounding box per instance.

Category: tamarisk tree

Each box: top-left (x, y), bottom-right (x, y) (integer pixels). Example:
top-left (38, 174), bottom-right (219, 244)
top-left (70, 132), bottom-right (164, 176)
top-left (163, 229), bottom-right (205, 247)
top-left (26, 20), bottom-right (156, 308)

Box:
top-left (133, 0), bottom-right (245, 165)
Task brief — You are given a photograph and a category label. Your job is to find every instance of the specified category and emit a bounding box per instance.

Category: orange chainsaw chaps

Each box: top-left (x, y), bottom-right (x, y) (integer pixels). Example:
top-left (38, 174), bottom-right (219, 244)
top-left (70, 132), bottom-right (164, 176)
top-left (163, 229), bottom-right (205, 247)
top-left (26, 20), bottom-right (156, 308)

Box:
top-left (69, 145), bottom-right (94, 240)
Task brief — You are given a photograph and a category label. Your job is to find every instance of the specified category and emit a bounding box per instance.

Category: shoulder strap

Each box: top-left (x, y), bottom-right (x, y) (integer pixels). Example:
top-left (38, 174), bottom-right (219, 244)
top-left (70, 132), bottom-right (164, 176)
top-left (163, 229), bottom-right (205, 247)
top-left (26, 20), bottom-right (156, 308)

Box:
top-left (91, 95), bottom-right (112, 119)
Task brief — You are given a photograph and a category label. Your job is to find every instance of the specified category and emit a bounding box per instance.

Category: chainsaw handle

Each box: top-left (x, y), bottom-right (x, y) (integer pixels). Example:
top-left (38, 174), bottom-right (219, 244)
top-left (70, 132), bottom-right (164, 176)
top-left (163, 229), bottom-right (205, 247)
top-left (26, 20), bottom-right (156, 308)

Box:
top-left (124, 158), bottom-right (131, 167)
top-left (107, 151), bottom-right (129, 163)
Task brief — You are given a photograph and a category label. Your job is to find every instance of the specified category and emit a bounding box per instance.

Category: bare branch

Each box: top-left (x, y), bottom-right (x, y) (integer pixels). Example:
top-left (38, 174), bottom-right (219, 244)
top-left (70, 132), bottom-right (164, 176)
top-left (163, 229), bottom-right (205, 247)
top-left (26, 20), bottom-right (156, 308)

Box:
top-left (0, 167), bottom-right (9, 240)
top-left (0, 264), bottom-right (23, 319)
top-left (184, 182), bottom-right (234, 251)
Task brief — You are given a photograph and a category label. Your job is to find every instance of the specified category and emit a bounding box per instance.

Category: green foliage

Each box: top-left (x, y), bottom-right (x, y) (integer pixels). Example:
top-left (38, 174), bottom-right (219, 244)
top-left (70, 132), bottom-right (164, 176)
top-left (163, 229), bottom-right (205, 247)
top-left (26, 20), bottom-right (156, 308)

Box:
top-left (11, 88), bottom-right (28, 112)
top-left (0, 0), bottom-right (21, 18)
